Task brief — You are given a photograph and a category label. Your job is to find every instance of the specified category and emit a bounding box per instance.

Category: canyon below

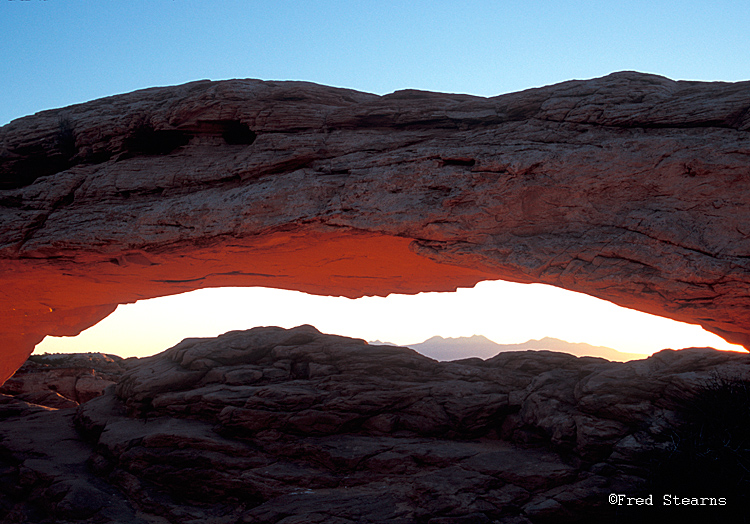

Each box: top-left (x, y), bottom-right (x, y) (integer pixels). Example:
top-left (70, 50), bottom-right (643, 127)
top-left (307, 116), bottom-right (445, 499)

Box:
top-left (1, 325), bottom-right (749, 523)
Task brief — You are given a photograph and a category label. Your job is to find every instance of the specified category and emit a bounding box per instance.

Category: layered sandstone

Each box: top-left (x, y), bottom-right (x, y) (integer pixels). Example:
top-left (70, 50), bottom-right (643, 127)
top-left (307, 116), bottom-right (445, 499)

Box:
top-left (1, 326), bottom-right (748, 522)
top-left (1, 72), bottom-right (750, 383)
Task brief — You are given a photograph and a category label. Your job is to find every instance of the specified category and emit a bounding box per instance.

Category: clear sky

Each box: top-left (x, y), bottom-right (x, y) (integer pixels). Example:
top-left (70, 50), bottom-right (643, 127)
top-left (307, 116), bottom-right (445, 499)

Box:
top-left (5, 1), bottom-right (749, 358)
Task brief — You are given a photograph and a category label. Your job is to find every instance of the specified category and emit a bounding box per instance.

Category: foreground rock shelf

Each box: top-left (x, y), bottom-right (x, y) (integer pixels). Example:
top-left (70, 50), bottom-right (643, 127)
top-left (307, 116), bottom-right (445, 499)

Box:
top-left (2, 71), bottom-right (750, 384)
top-left (1, 326), bottom-right (749, 523)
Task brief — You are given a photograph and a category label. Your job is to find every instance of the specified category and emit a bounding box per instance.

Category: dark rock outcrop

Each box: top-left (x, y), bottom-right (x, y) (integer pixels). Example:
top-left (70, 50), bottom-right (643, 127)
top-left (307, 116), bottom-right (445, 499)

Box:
top-left (1, 72), bottom-right (750, 383)
top-left (1, 326), bottom-right (748, 523)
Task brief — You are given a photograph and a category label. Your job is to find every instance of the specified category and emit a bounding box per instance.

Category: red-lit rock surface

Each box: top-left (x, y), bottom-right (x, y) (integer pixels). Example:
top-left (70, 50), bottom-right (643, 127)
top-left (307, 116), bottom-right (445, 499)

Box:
top-left (1, 326), bottom-right (749, 522)
top-left (1, 72), bottom-right (750, 383)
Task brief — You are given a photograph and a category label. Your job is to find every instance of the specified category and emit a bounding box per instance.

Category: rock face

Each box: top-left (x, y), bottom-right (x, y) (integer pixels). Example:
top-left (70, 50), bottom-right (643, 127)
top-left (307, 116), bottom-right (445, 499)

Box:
top-left (1, 326), bottom-right (749, 523)
top-left (1, 72), bottom-right (750, 383)
top-left (0, 353), bottom-right (131, 408)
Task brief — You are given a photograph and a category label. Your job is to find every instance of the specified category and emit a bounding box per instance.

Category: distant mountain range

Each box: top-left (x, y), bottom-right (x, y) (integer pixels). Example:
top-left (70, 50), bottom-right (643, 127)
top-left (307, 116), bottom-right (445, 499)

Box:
top-left (369, 335), bottom-right (647, 362)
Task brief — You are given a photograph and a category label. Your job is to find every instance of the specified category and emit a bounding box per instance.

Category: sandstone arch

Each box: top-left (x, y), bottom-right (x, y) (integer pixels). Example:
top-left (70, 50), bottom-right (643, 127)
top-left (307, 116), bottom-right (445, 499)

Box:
top-left (1, 71), bottom-right (750, 384)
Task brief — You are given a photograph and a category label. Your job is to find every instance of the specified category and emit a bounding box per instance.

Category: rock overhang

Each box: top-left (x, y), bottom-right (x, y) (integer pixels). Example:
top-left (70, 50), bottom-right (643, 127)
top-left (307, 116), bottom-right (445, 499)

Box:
top-left (1, 71), bottom-right (750, 384)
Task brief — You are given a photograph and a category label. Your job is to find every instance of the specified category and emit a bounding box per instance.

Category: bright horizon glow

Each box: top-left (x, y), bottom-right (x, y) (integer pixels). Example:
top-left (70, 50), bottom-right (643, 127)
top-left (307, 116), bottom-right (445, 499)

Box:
top-left (35, 281), bottom-right (745, 360)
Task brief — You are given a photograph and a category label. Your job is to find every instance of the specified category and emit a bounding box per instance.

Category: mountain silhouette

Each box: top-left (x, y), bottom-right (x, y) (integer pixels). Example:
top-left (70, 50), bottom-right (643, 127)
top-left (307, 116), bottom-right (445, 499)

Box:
top-left (371, 335), bottom-right (647, 362)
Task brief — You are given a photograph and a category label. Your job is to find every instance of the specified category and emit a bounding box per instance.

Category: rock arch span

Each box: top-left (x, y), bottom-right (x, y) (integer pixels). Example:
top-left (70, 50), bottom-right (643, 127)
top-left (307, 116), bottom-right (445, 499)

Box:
top-left (1, 71), bottom-right (750, 384)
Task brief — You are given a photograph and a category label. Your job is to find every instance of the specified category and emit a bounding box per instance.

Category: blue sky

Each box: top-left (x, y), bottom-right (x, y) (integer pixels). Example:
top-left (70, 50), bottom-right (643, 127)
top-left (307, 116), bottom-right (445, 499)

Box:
top-left (2, 1), bottom-right (748, 126)
top-left (4, 1), bottom-right (749, 356)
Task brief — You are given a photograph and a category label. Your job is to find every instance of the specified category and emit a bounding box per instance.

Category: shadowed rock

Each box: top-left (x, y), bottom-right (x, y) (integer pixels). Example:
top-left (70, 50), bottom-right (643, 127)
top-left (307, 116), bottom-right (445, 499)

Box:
top-left (1, 326), bottom-right (748, 522)
top-left (1, 72), bottom-right (750, 383)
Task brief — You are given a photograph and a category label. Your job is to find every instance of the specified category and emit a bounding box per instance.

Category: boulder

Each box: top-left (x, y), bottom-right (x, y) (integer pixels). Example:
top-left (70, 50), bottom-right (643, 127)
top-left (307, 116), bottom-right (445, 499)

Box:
top-left (0, 353), bottom-right (131, 408)
top-left (1, 72), bottom-right (750, 383)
